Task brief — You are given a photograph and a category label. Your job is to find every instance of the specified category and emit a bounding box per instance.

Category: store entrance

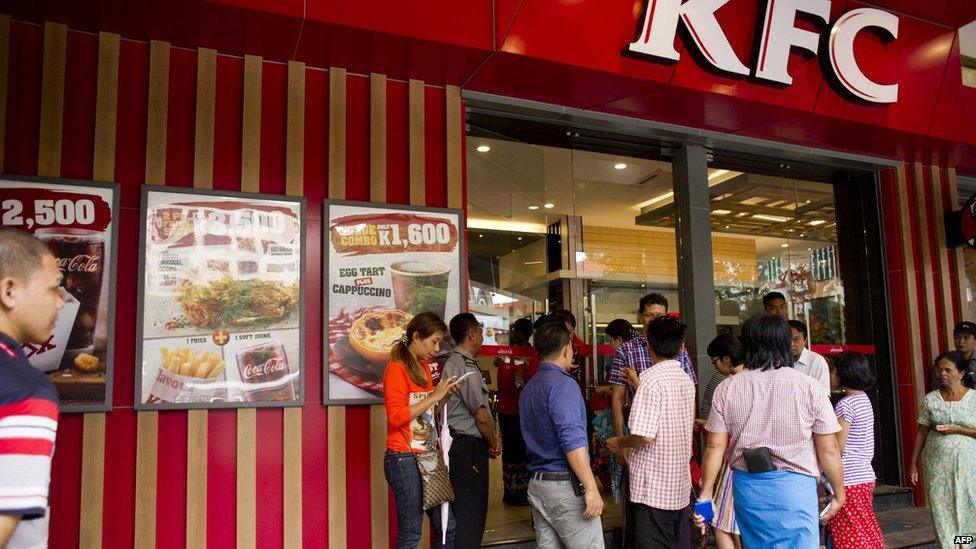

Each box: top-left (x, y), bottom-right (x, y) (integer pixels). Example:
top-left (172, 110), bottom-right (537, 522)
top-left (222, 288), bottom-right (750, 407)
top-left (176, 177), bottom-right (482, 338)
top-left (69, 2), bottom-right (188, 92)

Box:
top-left (463, 111), bottom-right (898, 545)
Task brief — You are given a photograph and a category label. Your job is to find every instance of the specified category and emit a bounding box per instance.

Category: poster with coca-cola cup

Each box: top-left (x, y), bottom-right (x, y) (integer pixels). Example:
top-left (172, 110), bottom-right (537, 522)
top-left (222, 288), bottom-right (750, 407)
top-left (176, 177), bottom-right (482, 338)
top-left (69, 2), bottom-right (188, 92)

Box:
top-left (0, 176), bottom-right (118, 412)
top-left (135, 187), bottom-right (305, 410)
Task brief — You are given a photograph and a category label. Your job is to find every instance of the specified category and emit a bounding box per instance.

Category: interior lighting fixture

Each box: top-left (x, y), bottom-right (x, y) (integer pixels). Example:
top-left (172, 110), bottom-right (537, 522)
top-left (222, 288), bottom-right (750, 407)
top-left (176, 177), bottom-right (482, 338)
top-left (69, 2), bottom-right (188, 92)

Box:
top-left (544, 203), bottom-right (555, 209)
top-left (528, 205), bottom-right (540, 210)
top-left (781, 243), bottom-right (790, 248)
top-left (614, 163), bottom-right (627, 170)
top-left (753, 214), bottom-right (790, 222)
top-left (712, 209), bottom-right (732, 215)
top-left (807, 219), bottom-right (826, 226)
top-left (476, 145), bottom-right (491, 153)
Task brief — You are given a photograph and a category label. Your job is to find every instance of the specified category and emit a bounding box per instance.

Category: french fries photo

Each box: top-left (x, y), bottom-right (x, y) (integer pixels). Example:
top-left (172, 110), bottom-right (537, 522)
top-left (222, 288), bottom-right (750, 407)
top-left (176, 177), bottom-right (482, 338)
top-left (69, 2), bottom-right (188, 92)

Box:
top-left (159, 347), bottom-right (225, 379)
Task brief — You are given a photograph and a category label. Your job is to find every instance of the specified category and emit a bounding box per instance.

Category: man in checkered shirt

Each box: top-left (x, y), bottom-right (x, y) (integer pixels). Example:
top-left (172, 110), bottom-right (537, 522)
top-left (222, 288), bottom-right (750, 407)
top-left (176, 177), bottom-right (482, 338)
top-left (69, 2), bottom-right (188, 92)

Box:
top-left (608, 317), bottom-right (696, 549)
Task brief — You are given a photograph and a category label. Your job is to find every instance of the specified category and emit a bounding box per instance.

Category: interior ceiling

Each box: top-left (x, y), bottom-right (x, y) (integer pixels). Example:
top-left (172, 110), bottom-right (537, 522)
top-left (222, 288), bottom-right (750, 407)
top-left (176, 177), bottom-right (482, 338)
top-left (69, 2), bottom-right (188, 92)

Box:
top-left (466, 137), bottom-right (839, 244)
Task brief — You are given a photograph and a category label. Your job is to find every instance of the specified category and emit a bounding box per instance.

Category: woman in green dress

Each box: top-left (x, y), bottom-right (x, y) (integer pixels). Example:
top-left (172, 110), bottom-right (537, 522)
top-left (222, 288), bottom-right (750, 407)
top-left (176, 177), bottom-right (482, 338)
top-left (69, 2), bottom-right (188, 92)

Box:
top-left (908, 351), bottom-right (976, 548)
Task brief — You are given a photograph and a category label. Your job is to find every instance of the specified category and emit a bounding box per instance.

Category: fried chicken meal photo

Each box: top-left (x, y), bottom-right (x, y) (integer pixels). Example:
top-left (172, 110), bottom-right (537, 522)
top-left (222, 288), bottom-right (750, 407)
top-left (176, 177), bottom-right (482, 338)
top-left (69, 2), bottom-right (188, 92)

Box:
top-left (175, 276), bottom-right (299, 328)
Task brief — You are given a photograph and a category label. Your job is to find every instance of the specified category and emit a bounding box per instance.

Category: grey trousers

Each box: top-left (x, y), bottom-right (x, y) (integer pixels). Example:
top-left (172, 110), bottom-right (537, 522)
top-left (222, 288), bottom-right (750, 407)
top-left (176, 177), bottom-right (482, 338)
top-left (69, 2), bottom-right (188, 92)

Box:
top-left (527, 478), bottom-right (606, 549)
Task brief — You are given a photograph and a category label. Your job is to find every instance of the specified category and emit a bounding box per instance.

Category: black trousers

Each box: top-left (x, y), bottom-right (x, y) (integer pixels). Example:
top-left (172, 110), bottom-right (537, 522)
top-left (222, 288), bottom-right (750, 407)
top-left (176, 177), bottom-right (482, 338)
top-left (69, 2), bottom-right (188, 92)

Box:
top-left (448, 434), bottom-right (489, 549)
top-left (631, 502), bottom-right (690, 549)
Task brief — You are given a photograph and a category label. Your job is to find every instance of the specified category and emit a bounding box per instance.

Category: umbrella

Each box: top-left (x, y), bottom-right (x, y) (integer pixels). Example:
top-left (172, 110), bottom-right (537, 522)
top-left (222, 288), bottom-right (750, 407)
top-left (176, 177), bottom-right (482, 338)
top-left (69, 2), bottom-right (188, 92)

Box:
top-left (439, 405), bottom-right (453, 545)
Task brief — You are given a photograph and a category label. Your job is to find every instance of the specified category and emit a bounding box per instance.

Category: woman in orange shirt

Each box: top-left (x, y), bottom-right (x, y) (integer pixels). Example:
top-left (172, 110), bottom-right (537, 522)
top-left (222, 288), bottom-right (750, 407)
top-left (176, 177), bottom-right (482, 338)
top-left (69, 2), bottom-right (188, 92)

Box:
top-left (384, 312), bottom-right (462, 548)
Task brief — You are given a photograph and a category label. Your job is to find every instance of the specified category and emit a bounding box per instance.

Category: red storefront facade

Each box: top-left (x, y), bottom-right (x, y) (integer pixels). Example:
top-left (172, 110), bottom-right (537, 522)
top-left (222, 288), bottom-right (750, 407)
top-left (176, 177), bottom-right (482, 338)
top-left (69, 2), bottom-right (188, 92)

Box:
top-left (1, 0), bottom-right (974, 547)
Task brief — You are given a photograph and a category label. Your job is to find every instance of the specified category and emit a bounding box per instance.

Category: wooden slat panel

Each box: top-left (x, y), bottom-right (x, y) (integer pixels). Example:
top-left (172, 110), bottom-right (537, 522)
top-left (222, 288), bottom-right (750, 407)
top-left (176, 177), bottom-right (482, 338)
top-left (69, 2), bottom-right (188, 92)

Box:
top-left (0, 14), bottom-right (11, 170)
top-left (145, 41), bottom-right (170, 185)
top-left (283, 59), bottom-right (305, 549)
top-left (930, 166), bottom-right (956, 343)
top-left (79, 413), bottom-right (106, 549)
top-left (947, 169), bottom-right (969, 315)
top-left (369, 405), bottom-right (389, 549)
top-left (236, 408), bottom-right (256, 549)
top-left (912, 163), bottom-right (940, 361)
top-left (285, 61), bottom-right (305, 198)
top-left (79, 31), bottom-right (120, 549)
top-left (415, 78), bottom-right (432, 549)
top-left (134, 411), bottom-right (158, 549)
top-left (186, 410), bottom-right (208, 548)
top-left (895, 166), bottom-right (926, 411)
top-left (329, 68), bottom-right (347, 200)
top-left (240, 55), bottom-right (262, 194)
top-left (445, 85), bottom-right (462, 210)
top-left (37, 22), bottom-right (66, 177)
top-left (136, 40), bottom-right (169, 549)
top-left (283, 408), bottom-right (303, 548)
top-left (327, 407), bottom-right (347, 548)
top-left (368, 73), bottom-right (391, 549)
top-left (409, 79), bottom-right (425, 206)
top-left (92, 32), bottom-right (119, 182)
top-left (370, 73), bottom-right (387, 202)
top-left (193, 48), bottom-right (216, 190)
top-left (185, 47), bottom-right (216, 549)
top-left (327, 65), bottom-right (348, 549)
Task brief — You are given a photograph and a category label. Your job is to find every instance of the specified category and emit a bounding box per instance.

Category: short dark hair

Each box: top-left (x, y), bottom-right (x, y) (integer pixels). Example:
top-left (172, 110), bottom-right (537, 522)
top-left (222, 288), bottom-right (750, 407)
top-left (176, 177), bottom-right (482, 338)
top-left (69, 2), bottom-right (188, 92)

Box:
top-left (934, 351), bottom-right (976, 388)
top-left (706, 334), bottom-right (744, 365)
top-left (740, 314), bottom-right (793, 371)
top-left (0, 228), bottom-right (53, 281)
top-left (534, 322), bottom-right (571, 362)
top-left (644, 317), bottom-right (686, 360)
top-left (833, 351), bottom-right (874, 390)
top-left (762, 291), bottom-right (787, 307)
top-left (533, 314), bottom-right (557, 331)
top-left (605, 319), bottom-right (635, 342)
top-left (639, 293), bottom-right (669, 315)
top-left (551, 309), bottom-right (577, 329)
top-left (787, 320), bottom-right (808, 341)
top-left (449, 312), bottom-right (480, 344)
top-left (510, 318), bottom-right (533, 346)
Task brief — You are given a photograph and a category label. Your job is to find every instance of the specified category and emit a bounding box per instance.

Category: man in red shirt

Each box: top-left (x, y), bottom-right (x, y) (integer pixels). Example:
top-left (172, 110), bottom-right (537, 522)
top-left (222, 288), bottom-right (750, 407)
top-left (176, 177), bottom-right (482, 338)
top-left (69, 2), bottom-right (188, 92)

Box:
top-left (0, 228), bottom-right (65, 547)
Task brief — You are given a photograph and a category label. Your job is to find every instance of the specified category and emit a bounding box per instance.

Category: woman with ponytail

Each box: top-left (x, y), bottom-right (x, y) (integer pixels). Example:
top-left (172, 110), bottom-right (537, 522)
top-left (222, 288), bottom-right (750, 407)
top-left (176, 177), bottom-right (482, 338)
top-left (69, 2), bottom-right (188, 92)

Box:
top-left (384, 312), bottom-right (462, 548)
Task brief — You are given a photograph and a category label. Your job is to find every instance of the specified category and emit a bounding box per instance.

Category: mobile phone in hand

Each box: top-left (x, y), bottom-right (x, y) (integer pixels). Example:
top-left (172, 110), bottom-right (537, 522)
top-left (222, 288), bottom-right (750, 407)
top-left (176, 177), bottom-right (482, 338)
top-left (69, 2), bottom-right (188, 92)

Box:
top-left (694, 499), bottom-right (714, 524)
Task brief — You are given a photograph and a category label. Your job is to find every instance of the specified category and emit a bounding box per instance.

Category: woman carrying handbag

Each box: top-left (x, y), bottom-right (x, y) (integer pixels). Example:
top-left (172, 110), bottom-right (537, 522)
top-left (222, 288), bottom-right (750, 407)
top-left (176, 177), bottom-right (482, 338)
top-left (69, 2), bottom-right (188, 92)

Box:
top-left (384, 312), bottom-right (465, 549)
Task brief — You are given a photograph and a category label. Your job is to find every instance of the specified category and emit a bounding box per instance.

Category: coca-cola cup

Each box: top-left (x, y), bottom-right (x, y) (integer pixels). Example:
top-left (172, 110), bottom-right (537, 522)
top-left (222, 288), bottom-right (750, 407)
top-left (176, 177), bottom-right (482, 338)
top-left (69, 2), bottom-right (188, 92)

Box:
top-left (35, 228), bottom-right (104, 357)
top-left (234, 340), bottom-right (296, 402)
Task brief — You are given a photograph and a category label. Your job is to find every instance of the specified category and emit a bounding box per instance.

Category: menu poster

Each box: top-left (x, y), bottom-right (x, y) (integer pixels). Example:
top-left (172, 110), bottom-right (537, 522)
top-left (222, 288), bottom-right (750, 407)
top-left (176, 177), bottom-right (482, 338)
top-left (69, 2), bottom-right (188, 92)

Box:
top-left (0, 177), bottom-right (118, 412)
top-left (135, 187), bottom-right (305, 410)
top-left (325, 200), bottom-right (465, 405)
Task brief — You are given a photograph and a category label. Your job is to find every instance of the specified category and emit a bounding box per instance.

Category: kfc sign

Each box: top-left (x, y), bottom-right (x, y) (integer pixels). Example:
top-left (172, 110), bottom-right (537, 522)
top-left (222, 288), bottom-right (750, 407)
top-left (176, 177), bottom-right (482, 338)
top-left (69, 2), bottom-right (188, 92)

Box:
top-left (629, 0), bottom-right (899, 104)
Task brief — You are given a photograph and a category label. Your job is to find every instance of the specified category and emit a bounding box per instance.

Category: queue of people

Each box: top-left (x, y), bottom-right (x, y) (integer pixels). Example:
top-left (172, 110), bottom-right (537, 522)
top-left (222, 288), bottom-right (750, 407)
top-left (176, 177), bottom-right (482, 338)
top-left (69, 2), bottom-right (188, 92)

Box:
top-left (2, 225), bottom-right (975, 549)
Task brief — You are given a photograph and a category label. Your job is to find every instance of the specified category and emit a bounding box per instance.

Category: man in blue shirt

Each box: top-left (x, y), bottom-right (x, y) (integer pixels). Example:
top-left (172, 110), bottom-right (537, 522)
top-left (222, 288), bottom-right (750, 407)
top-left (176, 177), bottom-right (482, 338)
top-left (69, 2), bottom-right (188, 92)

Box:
top-left (520, 321), bottom-right (604, 548)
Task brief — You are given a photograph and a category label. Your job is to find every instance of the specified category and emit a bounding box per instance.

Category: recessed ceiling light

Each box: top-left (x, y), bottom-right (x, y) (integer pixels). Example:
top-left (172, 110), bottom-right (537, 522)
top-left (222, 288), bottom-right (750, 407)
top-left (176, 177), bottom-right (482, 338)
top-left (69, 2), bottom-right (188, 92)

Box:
top-left (781, 243), bottom-right (790, 248)
top-left (517, 237), bottom-right (522, 240)
top-left (799, 233), bottom-right (805, 237)
top-left (476, 145), bottom-right (491, 153)
top-left (807, 219), bottom-right (826, 226)
top-left (712, 209), bottom-right (732, 216)
top-left (478, 234), bottom-right (483, 238)
top-left (544, 203), bottom-right (555, 209)
top-left (753, 214), bottom-right (789, 222)
top-left (806, 200), bottom-right (811, 204)
top-left (725, 225), bottom-right (730, 229)
top-left (614, 163), bottom-right (627, 170)
top-left (528, 205), bottom-right (540, 210)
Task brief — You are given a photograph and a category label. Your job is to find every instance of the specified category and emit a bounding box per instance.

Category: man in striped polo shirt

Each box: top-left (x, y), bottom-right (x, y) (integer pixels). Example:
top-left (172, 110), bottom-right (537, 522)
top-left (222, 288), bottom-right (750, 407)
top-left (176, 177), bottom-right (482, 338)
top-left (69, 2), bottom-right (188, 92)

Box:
top-left (0, 228), bottom-right (65, 548)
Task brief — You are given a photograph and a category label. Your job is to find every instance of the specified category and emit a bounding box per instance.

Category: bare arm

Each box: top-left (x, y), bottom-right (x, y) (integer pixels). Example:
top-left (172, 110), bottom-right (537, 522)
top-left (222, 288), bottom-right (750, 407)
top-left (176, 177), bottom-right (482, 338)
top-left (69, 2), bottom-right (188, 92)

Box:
top-left (566, 446), bottom-right (604, 519)
top-left (908, 423), bottom-right (930, 485)
top-left (0, 514), bottom-right (20, 546)
top-left (835, 417), bottom-right (851, 452)
top-left (696, 431), bottom-right (729, 501)
top-left (611, 385), bottom-right (627, 437)
top-left (814, 433), bottom-right (847, 521)
top-left (406, 378), bottom-right (457, 423)
top-left (607, 434), bottom-right (653, 451)
top-left (474, 407), bottom-right (500, 452)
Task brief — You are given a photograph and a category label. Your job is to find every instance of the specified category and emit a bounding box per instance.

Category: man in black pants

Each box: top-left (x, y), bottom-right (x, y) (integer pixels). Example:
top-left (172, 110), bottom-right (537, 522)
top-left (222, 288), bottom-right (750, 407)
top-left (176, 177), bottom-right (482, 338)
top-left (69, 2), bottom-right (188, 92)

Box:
top-left (443, 313), bottom-right (501, 549)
